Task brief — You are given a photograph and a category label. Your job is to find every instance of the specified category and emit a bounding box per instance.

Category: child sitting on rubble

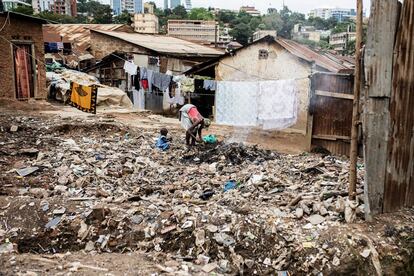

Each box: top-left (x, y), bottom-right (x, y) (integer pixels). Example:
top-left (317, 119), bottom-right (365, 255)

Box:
top-left (155, 128), bottom-right (171, 151)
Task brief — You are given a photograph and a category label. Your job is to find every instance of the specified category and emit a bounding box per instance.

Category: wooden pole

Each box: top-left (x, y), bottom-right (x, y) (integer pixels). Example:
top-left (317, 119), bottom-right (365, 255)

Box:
top-left (349, 0), bottom-right (363, 200)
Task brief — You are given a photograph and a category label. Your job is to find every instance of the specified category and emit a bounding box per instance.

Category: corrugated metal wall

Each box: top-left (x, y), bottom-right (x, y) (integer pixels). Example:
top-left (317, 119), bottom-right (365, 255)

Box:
top-left (310, 72), bottom-right (354, 156)
top-left (383, 0), bottom-right (414, 212)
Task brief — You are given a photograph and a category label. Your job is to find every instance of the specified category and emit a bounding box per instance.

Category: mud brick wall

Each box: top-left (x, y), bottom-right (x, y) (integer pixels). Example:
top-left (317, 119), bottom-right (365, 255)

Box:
top-left (89, 31), bottom-right (151, 61)
top-left (0, 14), bottom-right (47, 99)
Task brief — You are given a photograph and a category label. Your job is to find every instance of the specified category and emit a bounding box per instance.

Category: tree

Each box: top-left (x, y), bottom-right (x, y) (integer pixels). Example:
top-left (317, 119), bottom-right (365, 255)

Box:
top-left (171, 5), bottom-right (187, 19)
top-left (91, 4), bottom-right (112, 24)
top-left (278, 6), bottom-right (306, 38)
top-left (114, 10), bottom-right (132, 24)
top-left (229, 22), bottom-right (251, 45)
top-left (11, 5), bottom-right (34, 15)
top-left (188, 8), bottom-right (214, 20)
top-left (262, 12), bottom-right (283, 32)
top-left (217, 10), bottom-right (237, 24)
top-left (38, 11), bottom-right (78, 23)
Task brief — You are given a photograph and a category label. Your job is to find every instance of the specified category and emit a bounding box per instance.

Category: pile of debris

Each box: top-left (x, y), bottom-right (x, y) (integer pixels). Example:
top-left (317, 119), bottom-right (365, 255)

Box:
top-left (0, 113), bottom-right (413, 275)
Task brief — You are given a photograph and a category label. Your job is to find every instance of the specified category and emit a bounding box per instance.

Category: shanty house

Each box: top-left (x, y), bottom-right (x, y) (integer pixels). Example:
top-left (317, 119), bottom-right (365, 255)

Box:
top-left (0, 12), bottom-right (48, 99)
top-left (88, 30), bottom-right (223, 74)
top-left (186, 36), bottom-right (354, 153)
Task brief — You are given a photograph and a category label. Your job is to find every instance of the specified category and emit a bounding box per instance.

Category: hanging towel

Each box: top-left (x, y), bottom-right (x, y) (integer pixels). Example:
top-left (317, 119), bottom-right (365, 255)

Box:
top-left (203, 80), bottom-right (216, 91)
top-left (124, 61), bottom-right (137, 76)
top-left (152, 72), bottom-right (172, 91)
top-left (216, 81), bottom-right (259, 127)
top-left (141, 79), bottom-right (149, 90)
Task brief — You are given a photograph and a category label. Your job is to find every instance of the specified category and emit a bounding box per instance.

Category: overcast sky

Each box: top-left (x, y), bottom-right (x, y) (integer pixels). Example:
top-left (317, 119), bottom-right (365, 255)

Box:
top-left (147, 0), bottom-right (372, 15)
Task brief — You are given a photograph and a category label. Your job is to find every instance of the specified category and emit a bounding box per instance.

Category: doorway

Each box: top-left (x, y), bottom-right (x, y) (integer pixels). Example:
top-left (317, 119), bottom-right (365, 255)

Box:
top-left (13, 44), bottom-right (35, 99)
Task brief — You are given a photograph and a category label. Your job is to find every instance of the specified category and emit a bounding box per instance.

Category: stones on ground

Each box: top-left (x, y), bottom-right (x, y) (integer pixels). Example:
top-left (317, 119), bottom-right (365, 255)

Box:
top-left (195, 229), bottom-right (205, 247)
top-left (360, 248), bottom-right (371, 258)
top-left (53, 207), bottom-right (66, 215)
top-left (202, 262), bottom-right (218, 273)
top-left (213, 233), bottom-right (235, 246)
top-left (332, 256), bottom-right (340, 266)
top-left (16, 166), bottom-right (39, 177)
top-left (295, 208), bottom-right (304, 219)
top-left (307, 214), bottom-right (325, 225)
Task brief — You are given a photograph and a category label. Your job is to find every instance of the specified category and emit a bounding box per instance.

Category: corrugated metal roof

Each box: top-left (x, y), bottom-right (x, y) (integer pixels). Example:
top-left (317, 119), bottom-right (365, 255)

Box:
top-left (277, 38), bottom-right (353, 73)
top-left (43, 24), bottom-right (126, 50)
top-left (91, 30), bottom-right (223, 57)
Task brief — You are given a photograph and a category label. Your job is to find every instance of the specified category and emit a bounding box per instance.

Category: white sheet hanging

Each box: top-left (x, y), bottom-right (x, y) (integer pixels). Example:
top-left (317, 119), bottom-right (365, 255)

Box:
top-left (123, 61), bottom-right (137, 76)
top-left (258, 80), bottom-right (298, 130)
top-left (215, 79), bottom-right (298, 130)
top-left (216, 81), bottom-right (259, 127)
top-left (132, 89), bottom-right (145, 110)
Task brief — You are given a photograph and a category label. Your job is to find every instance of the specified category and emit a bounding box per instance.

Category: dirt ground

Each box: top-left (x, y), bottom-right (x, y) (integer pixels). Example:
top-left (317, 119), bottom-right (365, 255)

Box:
top-left (0, 100), bottom-right (413, 275)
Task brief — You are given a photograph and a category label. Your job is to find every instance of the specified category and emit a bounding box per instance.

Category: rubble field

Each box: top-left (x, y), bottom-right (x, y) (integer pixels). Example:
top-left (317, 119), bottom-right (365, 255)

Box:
top-left (0, 108), bottom-right (413, 275)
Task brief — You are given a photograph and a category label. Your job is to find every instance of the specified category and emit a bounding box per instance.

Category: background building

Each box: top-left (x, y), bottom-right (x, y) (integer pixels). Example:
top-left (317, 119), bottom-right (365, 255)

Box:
top-left (111, 0), bottom-right (121, 15)
top-left (184, 0), bottom-right (191, 10)
top-left (51, 0), bottom-right (76, 16)
top-left (144, 2), bottom-right (153, 14)
top-left (252, 30), bottom-right (277, 42)
top-left (133, 0), bottom-right (142, 13)
top-left (170, 0), bottom-right (180, 9)
top-left (2, 0), bottom-right (31, 11)
top-left (308, 8), bottom-right (363, 22)
top-left (329, 31), bottom-right (356, 53)
top-left (134, 13), bottom-right (159, 34)
top-left (163, 0), bottom-right (167, 9)
top-left (240, 6), bottom-right (260, 16)
top-left (112, 0), bottom-right (141, 15)
top-left (168, 20), bottom-right (216, 43)
top-left (292, 24), bottom-right (321, 42)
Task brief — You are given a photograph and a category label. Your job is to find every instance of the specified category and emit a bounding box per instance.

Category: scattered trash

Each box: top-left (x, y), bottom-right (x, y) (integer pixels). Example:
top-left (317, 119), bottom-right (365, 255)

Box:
top-left (10, 125), bottom-right (18, 132)
top-left (45, 216), bottom-right (62, 229)
top-left (199, 190), bottom-right (215, 200)
top-left (16, 166), bottom-right (39, 177)
top-left (224, 180), bottom-right (238, 192)
top-left (202, 134), bottom-right (217, 144)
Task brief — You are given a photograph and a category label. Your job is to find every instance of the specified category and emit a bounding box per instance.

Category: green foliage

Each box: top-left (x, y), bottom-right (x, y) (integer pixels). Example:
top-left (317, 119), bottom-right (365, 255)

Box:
top-left (113, 10), bottom-right (132, 24)
top-left (307, 16), bottom-right (337, 30)
top-left (171, 5), bottom-right (187, 18)
top-left (188, 8), bottom-right (214, 20)
top-left (229, 22), bottom-right (251, 45)
top-left (11, 5), bottom-right (34, 15)
top-left (76, 0), bottom-right (112, 23)
top-left (217, 10), bottom-right (236, 24)
top-left (331, 20), bottom-right (355, 34)
top-left (262, 12), bottom-right (283, 32)
top-left (38, 11), bottom-right (79, 23)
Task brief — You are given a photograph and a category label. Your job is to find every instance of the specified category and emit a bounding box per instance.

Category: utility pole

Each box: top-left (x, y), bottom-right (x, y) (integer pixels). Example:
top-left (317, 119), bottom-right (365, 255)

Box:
top-left (214, 22), bottom-right (218, 48)
top-left (349, 0), bottom-right (363, 200)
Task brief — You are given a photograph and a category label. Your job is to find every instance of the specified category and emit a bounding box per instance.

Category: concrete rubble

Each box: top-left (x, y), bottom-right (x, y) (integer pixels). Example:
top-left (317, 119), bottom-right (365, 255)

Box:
top-left (0, 112), bottom-right (413, 275)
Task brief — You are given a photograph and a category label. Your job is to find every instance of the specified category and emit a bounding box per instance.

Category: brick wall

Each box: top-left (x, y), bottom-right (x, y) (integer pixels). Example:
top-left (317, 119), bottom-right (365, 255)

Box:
top-left (90, 31), bottom-right (151, 60)
top-left (0, 13), bottom-right (47, 99)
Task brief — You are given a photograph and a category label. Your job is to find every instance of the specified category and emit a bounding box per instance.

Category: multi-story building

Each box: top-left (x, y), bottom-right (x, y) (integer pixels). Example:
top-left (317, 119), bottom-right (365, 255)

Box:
top-left (184, 0), bottom-right (191, 10)
top-left (170, 0), bottom-right (180, 9)
top-left (168, 20), bottom-right (216, 43)
top-left (329, 31), bottom-right (356, 53)
top-left (308, 8), bottom-right (363, 22)
top-left (163, 0), bottom-right (168, 9)
top-left (134, 13), bottom-right (159, 34)
top-left (50, 0), bottom-right (76, 16)
top-left (292, 24), bottom-right (321, 42)
top-left (111, 0), bottom-right (141, 15)
top-left (252, 30), bottom-right (277, 42)
top-left (2, 0), bottom-right (31, 11)
top-left (144, 2), bottom-right (154, 14)
top-left (240, 6), bottom-right (260, 17)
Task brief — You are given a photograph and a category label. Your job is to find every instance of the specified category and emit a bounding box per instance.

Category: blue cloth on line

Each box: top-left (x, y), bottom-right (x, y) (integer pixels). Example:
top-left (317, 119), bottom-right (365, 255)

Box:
top-left (156, 135), bottom-right (170, 151)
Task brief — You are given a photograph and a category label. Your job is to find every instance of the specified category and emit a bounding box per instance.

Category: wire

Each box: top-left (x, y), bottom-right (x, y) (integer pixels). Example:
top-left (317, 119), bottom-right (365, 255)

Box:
top-left (0, 12), bottom-right (10, 33)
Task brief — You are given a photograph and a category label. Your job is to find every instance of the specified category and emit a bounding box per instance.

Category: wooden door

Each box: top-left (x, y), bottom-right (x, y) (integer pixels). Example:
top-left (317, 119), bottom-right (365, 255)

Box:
top-left (310, 72), bottom-right (354, 156)
top-left (13, 44), bottom-right (34, 99)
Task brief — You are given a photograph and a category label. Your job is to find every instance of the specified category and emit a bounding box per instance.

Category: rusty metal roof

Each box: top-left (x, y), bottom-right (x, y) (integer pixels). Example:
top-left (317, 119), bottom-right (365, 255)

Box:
top-left (277, 38), bottom-right (354, 73)
top-left (43, 24), bottom-right (127, 50)
top-left (91, 29), bottom-right (223, 57)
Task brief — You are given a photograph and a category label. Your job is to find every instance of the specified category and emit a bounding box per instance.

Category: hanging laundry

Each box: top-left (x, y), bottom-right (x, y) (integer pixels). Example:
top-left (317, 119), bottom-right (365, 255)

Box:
top-left (215, 79), bottom-right (298, 130)
top-left (216, 81), bottom-right (259, 127)
top-left (57, 42), bottom-right (64, 50)
top-left (132, 89), bottom-right (145, 110)
top-left (147, 69), bottom-right (154, 92)
top-left (69, 82), bottom-right (98, 114)
top-left (258, 80), bottom-right (298, 130)
top-left (203, 80), bottom-right (217, 91)
top-left (173, 75), bottom-right (194, 94)
top-left (139, 66), bottom-right (148, 80)
top-left (141, 79), bottom-right (149, 90)
top-left (133, 75), bottom-right (140, 90)
top-left (123, 61), bottom-right (137, 76)
top-left (152, 72), bottom-right (172, 91)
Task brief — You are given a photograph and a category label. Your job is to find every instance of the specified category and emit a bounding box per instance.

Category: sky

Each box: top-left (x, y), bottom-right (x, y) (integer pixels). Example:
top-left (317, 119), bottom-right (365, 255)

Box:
top-left (146, 0), bottom-right (372, 15)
